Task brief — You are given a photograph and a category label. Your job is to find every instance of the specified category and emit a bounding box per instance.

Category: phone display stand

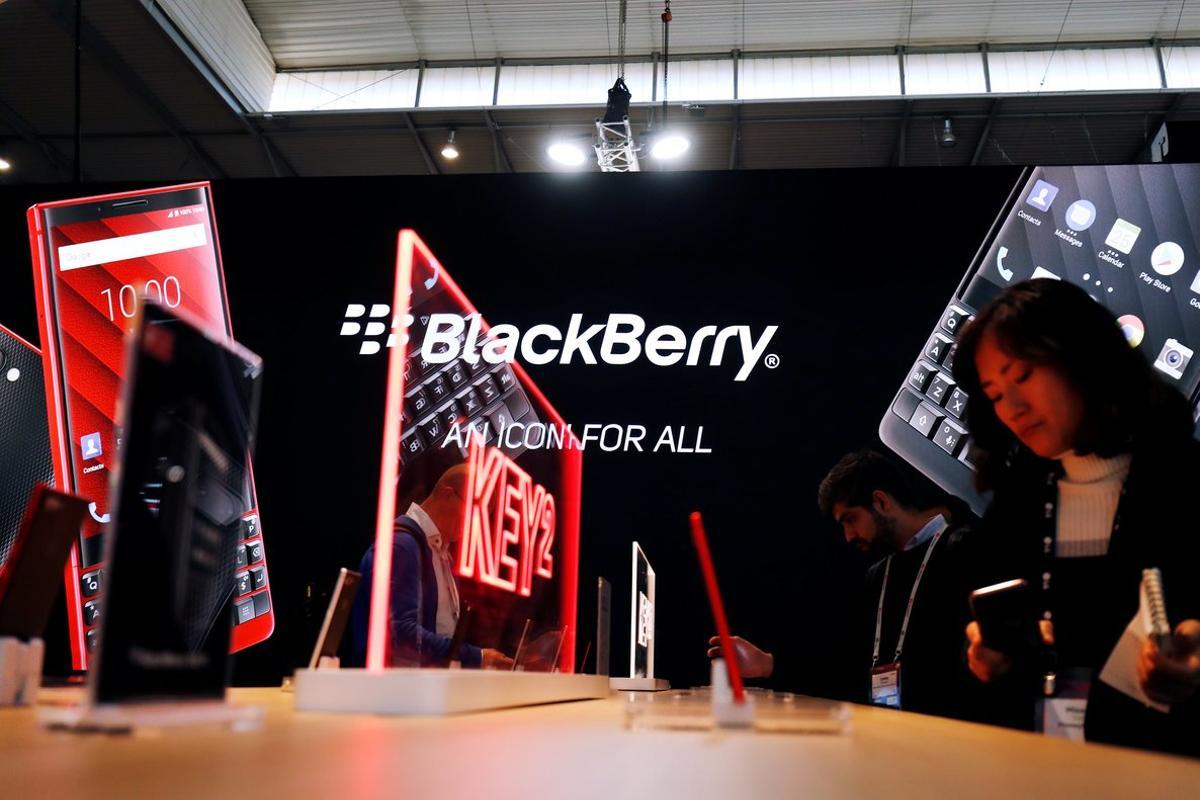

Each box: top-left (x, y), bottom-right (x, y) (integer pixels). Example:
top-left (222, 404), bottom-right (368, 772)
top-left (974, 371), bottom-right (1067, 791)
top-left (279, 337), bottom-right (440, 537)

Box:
top-left (610, 677), bottom-right (670, 691)
top-left (0, 637), bottom-right (44, 706)
top-left (292, 668), bottom-right (610, 716)
top-left (39, 700), bottom-right (264, 734)
top-left (621, 658), bottom-right (849, 734)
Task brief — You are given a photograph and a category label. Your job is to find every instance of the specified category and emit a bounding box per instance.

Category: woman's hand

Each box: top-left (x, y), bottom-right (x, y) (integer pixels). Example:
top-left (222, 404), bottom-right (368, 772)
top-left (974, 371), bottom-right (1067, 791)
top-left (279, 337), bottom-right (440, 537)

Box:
top-left (1138, 619), bottom-right (1200, 705)
top-left (966, 621), bottom-right (1012, 683)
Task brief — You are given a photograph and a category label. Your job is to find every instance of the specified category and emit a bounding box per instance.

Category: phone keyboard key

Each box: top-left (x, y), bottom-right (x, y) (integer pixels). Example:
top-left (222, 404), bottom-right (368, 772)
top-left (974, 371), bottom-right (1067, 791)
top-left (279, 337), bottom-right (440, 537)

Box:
top-left (476, 375), bottom-right (502, 405)
top-left (925, 333), bottom-right (954, 365)
top-left (235, 598), bottom-right (255, 625)
top-left (236, 572), bottom-right (253, 597)
top-left (908, 361), bottom-right (937, 393)
top-left (940, 305), bottom-right (971, 336)
top-left (445, 362), bottom-right (469, 389)
top-left (250, 566), bottom-right (267, 591)
top-left (945, 387), bottom-right (968, 419)
top-left (892, 387), bottom-right (922, 421)
top-left (419, 416), bottom-right (445, 444)
top-left (252, 591), bottom-right (271, 617)
top-left (935, 419), bottom-right (967, 456)
top-left (241, 515), bottom-right (259, 540)
top-left (83, 599), bottom-right (100, 626)
top-left (909, 402), bottom-right (944, 438)
top-left (81, 570), bottom-right (102, 598)
top-left (927, 373), bottom-right (955, 406)
top-left (943, 343), bottom-right (959, 372)
top-left (504, 386), bottom-right (532, 420)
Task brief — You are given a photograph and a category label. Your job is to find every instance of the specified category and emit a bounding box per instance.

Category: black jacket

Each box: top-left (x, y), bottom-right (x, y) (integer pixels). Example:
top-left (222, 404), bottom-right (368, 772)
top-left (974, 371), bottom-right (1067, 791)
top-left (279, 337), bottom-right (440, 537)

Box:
top-left (973, 433), bottom-right (1200, 757)
top-left (859, 521), bottom-right (988, 721)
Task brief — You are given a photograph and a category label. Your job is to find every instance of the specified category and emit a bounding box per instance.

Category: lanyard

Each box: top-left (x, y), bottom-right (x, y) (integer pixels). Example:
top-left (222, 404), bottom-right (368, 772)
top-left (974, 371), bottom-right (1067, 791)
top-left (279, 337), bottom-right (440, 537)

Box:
top-left (872, 520), bottom-right (948, 668)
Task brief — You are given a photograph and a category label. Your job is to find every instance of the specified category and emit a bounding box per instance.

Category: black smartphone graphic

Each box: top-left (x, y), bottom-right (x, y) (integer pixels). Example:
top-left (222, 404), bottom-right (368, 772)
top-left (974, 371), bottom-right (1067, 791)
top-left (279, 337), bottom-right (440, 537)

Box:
top-left (0, 324), bottom-right (54, 571)
top-left (89, 302), bottom-right (262, 705)
top-left (880, 164), bottom-right (1200, 513)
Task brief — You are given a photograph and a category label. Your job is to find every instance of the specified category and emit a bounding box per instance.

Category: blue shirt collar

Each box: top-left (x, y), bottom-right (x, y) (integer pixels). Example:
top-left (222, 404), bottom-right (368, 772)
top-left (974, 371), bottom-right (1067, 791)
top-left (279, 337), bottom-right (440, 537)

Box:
top-left (902, 513), bottom-right (947, 552)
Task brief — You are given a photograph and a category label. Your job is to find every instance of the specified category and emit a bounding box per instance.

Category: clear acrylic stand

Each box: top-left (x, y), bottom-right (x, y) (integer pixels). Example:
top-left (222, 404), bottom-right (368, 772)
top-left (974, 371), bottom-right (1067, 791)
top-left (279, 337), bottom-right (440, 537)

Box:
top-left (40, 700), bottom-right (264, 734)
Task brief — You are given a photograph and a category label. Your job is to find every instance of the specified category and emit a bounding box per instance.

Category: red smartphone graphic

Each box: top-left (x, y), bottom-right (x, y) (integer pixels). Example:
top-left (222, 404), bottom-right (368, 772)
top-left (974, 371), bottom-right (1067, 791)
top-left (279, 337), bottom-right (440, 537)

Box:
top-left (27, 182), bottom-right (273, 670)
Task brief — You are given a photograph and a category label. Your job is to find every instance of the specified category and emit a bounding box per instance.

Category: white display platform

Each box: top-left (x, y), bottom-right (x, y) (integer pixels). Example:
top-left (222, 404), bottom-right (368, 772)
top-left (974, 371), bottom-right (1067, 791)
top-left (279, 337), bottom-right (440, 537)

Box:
top-left (610, 677), bottom-right (670, 691)
top-left (293, 668), bottom-right (610, 715)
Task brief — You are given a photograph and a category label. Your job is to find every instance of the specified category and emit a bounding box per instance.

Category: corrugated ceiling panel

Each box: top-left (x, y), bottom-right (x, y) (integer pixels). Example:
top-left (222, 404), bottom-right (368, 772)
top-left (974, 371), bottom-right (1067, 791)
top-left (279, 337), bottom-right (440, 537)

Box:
top-left (420, 66), bottom-right (497, 107)
top-left (989, 47), bottom-right (1162, 93)
top-left (497, 63), bottom-right (652, 107)
top-left (270, 69), bottom-right (420, 111)
top-left (905, 52), bottom-right (987, 95)
top-left (1164, 46), bottom-right (1200, 88)
top-left (243, 1), bottom-right (1200, 69)
top-left (669, 59), bottom-right (735, 103)
top-left (157, 0), bottom-right (276, 111)
top-left (740, 54), bottom-right (901, 100)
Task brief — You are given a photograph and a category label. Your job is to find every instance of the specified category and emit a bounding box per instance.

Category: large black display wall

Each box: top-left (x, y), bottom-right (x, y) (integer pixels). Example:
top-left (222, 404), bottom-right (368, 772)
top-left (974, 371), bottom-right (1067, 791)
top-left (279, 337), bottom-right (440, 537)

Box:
top-left (0, 168), bottom-right (1019, 694)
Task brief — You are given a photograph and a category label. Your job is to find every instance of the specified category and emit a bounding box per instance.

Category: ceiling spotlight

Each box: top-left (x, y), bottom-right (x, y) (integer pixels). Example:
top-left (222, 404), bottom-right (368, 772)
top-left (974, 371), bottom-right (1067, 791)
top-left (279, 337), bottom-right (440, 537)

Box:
top-left (940, 118), bottom-right (957, 148)
top-left (0, 156), bottom-right (11, 171)
top-left (547, 142), bottom-right (586, 167)
top-left (441, 129), bottom-right (460, 160)
top-left (650, 133), bottom-right (690, 160)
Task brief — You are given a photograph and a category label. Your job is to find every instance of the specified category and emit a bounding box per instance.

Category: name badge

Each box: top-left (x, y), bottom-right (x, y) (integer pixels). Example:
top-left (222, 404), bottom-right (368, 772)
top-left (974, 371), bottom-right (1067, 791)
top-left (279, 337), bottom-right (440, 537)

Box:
top-left (1036, 670), bottom-right (1090, 741)
top-left (870, 663), bottom-right (902, 709)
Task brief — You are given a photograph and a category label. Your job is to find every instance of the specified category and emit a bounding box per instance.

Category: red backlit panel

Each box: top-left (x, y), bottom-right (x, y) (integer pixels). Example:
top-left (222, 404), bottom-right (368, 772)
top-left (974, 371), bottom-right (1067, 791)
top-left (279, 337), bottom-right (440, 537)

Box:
top-left (368, 231), bottom-right (582, 673)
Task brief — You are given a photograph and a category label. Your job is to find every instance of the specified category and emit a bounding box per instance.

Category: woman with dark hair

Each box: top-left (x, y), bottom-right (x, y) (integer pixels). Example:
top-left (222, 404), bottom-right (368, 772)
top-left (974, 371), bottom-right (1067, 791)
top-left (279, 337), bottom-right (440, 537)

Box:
top-left (953, 278), bottom-right (1200, 756)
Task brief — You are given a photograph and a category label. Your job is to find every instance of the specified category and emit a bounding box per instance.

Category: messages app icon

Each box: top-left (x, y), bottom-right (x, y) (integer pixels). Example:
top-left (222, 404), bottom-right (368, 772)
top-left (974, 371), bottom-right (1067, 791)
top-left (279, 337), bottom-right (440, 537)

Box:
top-left (1065, 200), bottom-right (1096, 231)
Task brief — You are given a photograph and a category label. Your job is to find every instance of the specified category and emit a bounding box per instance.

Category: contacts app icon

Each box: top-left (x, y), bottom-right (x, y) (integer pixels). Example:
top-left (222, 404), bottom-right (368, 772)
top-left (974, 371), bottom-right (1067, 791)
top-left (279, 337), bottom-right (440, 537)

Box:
top-left (1025, 180), bottom-right (1058, 212)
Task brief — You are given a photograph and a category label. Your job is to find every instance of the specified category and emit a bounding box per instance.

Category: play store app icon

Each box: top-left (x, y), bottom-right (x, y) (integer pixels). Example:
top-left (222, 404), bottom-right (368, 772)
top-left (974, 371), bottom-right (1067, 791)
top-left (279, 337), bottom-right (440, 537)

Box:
top-left (1151, 241), bottom-right (1185, 276)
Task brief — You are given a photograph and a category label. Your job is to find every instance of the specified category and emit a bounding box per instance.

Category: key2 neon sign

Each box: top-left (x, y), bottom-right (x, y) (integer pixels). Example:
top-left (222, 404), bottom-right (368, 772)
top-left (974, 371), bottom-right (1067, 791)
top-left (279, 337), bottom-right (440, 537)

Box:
top-left (457, 438), bottom-right (555, 596)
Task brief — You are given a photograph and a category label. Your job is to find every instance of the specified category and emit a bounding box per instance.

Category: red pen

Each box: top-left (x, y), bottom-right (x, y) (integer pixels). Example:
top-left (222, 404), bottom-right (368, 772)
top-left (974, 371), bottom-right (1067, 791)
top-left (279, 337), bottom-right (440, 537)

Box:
top-left (689, 511), bottom-right (746, 703)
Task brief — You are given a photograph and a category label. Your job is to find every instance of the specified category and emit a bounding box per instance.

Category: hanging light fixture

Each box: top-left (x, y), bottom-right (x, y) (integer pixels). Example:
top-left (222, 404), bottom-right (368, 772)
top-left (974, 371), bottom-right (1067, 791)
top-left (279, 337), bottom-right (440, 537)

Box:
top-left (940, 118), bottom-right (957, 148)
top-left (547, 142), bottom-right (587, 167)
top-left (0, 156), bottom-right (12, 171)
top-left (441, 129), bottom-right (460, 160)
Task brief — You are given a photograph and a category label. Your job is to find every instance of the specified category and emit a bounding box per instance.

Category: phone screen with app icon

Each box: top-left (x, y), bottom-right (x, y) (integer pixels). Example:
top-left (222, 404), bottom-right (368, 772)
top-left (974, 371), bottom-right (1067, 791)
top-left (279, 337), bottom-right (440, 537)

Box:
top-left (881, 164), bottom-right (1200, 514)
top-left (972, 164), bottom-right (1200, 399)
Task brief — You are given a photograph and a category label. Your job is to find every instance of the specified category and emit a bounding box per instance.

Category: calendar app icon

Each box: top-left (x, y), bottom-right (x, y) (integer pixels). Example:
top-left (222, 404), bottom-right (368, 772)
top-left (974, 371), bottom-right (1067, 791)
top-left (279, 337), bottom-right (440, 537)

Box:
top-left (1105, 218), bottom-right (1141, 254)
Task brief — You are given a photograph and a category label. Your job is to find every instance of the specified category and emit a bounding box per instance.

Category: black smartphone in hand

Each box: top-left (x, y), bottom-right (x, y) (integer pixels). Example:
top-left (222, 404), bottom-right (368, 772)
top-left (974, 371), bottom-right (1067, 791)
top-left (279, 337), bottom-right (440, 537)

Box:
top-left (969, 579), bottom-right (1039, 654)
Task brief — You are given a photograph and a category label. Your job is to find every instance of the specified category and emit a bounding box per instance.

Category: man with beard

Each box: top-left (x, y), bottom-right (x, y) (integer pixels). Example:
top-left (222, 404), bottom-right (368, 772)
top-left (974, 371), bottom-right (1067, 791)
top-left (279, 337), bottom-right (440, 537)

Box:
top-left (710, 450), bottom-right (984, 721)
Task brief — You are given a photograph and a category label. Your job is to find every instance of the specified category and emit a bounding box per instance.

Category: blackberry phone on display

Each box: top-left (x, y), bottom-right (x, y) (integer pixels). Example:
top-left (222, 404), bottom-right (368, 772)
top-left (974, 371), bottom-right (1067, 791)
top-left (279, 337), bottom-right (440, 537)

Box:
top-left (0, 487), bottom-right (89, 641)
top-left (90, 302), bottom-right (262, 704)
top-left (27, 183), bottom-right (273, 670)
top-left (0, 324), bottom-right (54, 572)
top-left (880, 165), bottom-right (1200, 513)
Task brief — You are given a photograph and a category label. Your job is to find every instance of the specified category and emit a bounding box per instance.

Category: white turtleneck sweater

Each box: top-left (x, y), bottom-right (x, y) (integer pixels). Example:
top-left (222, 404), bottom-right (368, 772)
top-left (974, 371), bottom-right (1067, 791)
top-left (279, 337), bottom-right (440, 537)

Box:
top-left (1055, 452), bottom-right (1133, 558)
